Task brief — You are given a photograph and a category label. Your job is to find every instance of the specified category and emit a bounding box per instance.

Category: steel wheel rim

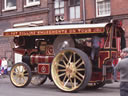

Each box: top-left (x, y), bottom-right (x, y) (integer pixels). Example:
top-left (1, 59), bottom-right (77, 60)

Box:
top-left (51, 50), bottom-right (86, 91)
top-left (10, 64), bottom-right (29, 87)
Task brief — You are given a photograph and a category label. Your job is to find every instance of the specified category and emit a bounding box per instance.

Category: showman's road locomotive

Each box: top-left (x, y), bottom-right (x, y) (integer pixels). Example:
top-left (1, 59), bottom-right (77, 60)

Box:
top-left (3, 21), bottom-right (123, 92)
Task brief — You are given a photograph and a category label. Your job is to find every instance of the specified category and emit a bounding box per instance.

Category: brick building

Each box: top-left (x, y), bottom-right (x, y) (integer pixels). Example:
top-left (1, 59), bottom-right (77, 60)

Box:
top-left (0, 0), bottom-right (128, 59)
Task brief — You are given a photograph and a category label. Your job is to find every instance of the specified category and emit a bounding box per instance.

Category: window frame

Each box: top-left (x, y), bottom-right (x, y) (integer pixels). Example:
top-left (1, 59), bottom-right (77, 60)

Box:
top-left (25, 0), bottom-right (40, 7)
top-left (54, 0), bottom-right (65, 22)
top-left (96, 0), bottom-right (111, 17)
top-left (69, 0), bottom-right (80, 20)
top-left (4, 0), bottom-right (16, 11)
top-left (54, 0), bottom-right (64, 16)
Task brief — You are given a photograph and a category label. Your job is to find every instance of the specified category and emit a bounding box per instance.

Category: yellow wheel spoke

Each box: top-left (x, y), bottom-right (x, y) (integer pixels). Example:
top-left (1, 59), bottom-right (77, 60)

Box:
top-left (19, 77), bottom-right (24, 83)
top-left (75, 75), bottom-right (83, 82)
top-left (13, 71), bottom-right (18, 75)
top-left (63, 75), bottom-right (67, 82)
top-left (22, 76), bottom-right (26, 81)
top-left (14, 75), bottom-right (19, 81)
top-left (22, 67), bottom-right (25, 73)
top-left (63, 53), bottom-right (69, 62)
top-left (59, 73), bottom-right (66, 77)
top-left (19, 66), bottom-right (23, 72)
top-left (77, 68), bottom-right (85, 71)
top-left (74, 77), bottom-right (77, 87)
top-left (21, 66), bottom-right (24, 73)
top-left (69, 78), bottom-right (74, 88)
top-left (12, 70), bottom-right (19, 78)
top-left (24, 72), bottom-right (29, 76)
top-left (16, 67), bottom-right (20, 73)
top-left (62, 60), bottom-right (67, 66)
top-left (57, 63), bottom-right (66, 68)
top-left (77, 62), bottom-right (84, 68)
top-left (77, 72), bottom-right (84, 79)
top-left (58, 69), bottom-right (66, 72)
top-left (19, 77), bottom-right (22, 83)
top-left (64, 78), bottom-right (70, 87)
top-left (19, 76), bottom-right (26, 85)
top-left (22, 76), bottom-right (27, 83)
top-left (68, 53), bottom-right (72, 64)
top-left (75, 58), bottom-right (81, 65)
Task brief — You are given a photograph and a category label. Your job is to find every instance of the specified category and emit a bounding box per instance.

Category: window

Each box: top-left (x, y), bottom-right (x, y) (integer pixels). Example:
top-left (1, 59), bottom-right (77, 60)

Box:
top-left (54, 0), bottom-right (64, 22)
top-left (26, 0), bottom-right (40, 6)
top-left (96, 0), bottom-right (111, 17)
top-left (69, 0), bottom-right (80, 20)
top-left (4, 0), bottom-right (16, 10)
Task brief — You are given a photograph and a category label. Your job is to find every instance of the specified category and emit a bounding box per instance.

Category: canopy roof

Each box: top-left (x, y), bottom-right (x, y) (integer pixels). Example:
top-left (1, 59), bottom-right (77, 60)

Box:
top-left (3, 23), bottom-right (107, 37)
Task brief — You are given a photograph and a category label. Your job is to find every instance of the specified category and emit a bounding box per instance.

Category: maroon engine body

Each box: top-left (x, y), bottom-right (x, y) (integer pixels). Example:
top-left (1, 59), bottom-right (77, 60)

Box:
top-left (30, 54), bottom-right (54, 74)
top-left (30, 54), bottom-right (54, 64)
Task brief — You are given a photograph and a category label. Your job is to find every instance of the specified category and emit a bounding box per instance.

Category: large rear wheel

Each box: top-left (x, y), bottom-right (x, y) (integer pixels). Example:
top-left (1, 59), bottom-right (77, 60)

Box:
top-left (10, 62), bottom-right (32, 88)
top-left (51, 48), bottom-right (92, 92)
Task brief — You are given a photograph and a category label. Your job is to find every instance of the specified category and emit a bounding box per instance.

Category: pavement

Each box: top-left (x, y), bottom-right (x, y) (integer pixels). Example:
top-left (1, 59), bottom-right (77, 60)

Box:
top-left (0, 75), bottom-right (120, 96)
top-left (0, 75), bottom-right (120, 89)
top-left (104, 81), bottom-right (120, 89)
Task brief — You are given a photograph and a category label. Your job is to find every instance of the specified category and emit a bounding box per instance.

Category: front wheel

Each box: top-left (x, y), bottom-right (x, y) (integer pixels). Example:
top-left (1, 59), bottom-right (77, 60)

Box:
top-left (10, 62), bottom-right (32, 88)
top-left (51, 48), bottom-right (92, 92)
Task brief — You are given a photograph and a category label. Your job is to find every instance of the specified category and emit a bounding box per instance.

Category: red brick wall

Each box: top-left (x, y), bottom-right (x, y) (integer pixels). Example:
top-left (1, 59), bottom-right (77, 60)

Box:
top-left (40, 0), bottom-right (48, 8)
top-left (111, 0), bottom-right (128, 15)
top-left (85, 0), bottom-right (95, 20)
top-left (0, 0), bottom-right (2, 15)
top-left (17, 0), bottom-right (23, 12)
top-left (9, 13), bottom-right (48, 27)
top-left (122, 19), bottom-right (128, 47)
top-left (0, 0), bottom-right (50, 58)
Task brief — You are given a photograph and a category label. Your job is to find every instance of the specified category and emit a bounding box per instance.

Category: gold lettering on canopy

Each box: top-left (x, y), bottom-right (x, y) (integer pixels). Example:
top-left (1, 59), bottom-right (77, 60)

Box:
top-left (4, 27), bottom-right (104, 36)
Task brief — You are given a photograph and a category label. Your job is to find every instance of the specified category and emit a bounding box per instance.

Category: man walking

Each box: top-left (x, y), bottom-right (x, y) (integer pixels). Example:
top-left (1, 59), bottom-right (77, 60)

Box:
top-left (112, 58), bottom-right (118, 82)
top-left (115, 48), bottom-right (128, 96)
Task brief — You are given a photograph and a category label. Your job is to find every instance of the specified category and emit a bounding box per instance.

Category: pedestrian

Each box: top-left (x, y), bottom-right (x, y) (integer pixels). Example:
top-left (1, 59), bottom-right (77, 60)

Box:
top-left (115, 48), bottom-right (128, 96)
top-left (1, 57), bottom-right (8, 76)
top-left (0, 57), bottom-right (2, 76)
top-left (112, 58), bottom-right (118, 82)
top-left (7, 58), bottom-right (13, 75)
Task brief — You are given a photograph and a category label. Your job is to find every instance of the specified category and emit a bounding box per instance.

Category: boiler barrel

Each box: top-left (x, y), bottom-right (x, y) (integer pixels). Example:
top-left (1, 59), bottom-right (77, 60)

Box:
top-left (30, 54), bottom-right (54, 64)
